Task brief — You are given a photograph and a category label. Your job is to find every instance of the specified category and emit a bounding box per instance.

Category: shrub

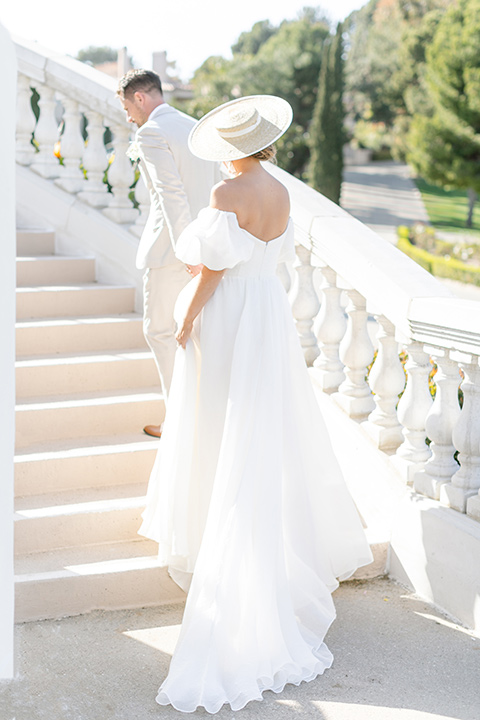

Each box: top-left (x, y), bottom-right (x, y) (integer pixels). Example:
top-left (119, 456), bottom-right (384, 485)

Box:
top-left (397, 234), bottom-right (480, 287)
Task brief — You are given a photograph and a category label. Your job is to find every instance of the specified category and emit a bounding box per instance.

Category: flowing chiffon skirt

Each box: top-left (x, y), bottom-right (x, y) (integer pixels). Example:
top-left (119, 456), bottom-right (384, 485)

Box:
top-left (139, 208), bottom-right (373, 713)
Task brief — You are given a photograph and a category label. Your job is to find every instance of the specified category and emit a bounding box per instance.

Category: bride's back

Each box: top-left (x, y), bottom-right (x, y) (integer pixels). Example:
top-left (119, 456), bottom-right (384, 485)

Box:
top-left (210, 160), bottom-right (290, 243)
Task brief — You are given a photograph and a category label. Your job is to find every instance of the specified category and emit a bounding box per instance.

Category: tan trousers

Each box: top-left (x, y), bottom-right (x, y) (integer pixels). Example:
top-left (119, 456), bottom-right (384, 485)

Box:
top-left (143, 263), bottom-right (190, 402)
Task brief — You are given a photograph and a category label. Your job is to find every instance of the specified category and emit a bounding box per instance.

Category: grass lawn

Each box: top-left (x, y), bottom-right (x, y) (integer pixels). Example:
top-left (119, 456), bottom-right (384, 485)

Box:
top-left (414, 178), bottom-right (480, 238)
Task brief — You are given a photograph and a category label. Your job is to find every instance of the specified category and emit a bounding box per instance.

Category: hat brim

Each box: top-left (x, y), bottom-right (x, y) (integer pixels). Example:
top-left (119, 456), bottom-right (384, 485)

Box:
top-left (188, 95), bottom-right (293, 162)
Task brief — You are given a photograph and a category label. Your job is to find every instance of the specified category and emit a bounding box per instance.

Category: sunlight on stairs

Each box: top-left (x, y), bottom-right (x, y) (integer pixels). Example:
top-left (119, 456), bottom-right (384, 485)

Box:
top-left (14, 229), bottom-right (185, 622)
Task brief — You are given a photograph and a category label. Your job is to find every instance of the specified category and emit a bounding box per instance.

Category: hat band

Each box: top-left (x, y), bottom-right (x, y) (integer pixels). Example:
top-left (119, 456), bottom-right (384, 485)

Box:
top-left (217, 114), bottom-right (262, 139)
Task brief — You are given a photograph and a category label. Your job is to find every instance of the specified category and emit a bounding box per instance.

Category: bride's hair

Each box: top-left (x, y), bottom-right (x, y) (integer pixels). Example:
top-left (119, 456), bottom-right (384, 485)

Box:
top-left (251, 145), bottom-right (277, 163)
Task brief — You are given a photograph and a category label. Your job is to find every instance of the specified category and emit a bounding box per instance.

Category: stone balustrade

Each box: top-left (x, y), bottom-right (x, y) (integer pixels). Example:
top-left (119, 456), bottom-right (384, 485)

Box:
top-left (270, 165), bottom-right (480, 524)
top-left (14, 37), bottom-right (480, 525)
top-left (14, 38), bottom-right (143, 234)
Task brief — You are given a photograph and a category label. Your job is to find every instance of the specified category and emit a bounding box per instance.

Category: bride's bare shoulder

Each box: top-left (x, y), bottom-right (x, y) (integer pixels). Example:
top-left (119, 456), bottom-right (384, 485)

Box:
top-left (273, 177), bottom-right (290, 205)
top-left (209, 178), bottom-right (239, 212)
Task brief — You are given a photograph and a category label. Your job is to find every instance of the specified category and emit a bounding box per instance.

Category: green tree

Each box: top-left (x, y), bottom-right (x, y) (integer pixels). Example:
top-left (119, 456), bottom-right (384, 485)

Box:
top-left (407, 0), bottom-right (480, 226)
top-left (76, 46), bottom-right (118, 65)
top-left (343, 0), bottom-right (450, 157)
top-left (344, 0), bottom-right (404, 127)
top-left (308, 23), bottom-right (345, 203)
top-left (188, 56), bottom-right (236, 115)
top-left (390, 3), bottom-right (447, 158)
top-left (188, 8), bottom-right (330, 178)
top-left (231, 20), bottom-right (276, 55)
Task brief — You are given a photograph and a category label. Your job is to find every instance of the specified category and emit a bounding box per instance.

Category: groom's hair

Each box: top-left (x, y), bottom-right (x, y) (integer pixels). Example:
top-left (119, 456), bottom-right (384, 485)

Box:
top-left (117, 69), bottom-right (163, 99)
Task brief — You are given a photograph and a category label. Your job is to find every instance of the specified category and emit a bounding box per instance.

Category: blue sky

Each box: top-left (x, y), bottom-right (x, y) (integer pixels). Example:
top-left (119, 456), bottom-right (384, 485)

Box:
top-left (2, 0), bottom-right (367, 80)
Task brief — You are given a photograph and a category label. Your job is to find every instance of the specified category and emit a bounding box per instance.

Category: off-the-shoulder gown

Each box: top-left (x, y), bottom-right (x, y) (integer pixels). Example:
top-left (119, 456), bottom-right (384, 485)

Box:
top-left (139, 207), bottom-right (372, 714)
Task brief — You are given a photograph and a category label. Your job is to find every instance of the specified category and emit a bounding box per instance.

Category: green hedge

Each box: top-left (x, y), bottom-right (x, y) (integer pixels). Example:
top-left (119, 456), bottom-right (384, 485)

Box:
top-left (397, 236), bottom-right (480, 287)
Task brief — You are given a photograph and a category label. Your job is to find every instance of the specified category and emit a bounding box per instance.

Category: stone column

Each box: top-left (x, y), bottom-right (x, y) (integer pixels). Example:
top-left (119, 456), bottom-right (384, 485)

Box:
top-left (395, 341), bottom-right (433, 482)
top-left (312, 266), bottom-right (346, 393)
top-left (414, 350), bottom-right (461, 500)
top-left (0, 19), bottom-right (16, 680)
top-left (78, 110), bottom-right (110, 207)
top-left (30, 84), bottom-right (60, 179)
top-left (103, 123), bottom-right (137, 224)
top-left (16, 74), bottom-right (36, 166)
top-left (442, 357), bottom-right (480, 513)
top-left (363, 315), bottom-right (405, 451)
top-left (129, 172), bottom-right (150, 238)
top-left (54, 96), bottom-right (85, 194)
top-left (290, 245), bottom-right (320, 366)
top-left (334, 288), bottom-right (375, 419)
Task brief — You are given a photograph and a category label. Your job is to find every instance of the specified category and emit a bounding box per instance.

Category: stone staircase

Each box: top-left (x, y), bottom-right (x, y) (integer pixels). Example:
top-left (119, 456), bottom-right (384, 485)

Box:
top-left (14, 229), bottom-right (184, 622)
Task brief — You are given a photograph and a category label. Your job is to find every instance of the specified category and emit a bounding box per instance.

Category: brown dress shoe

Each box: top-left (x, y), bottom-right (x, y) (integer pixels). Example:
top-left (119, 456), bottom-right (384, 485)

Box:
top-left (143, 424), bottom-right (162, 438)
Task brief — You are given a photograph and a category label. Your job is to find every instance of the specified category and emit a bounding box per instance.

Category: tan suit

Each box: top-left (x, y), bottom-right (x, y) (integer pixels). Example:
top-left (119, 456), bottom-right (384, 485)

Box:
top-left (135, 103), bottom-right (220, 399)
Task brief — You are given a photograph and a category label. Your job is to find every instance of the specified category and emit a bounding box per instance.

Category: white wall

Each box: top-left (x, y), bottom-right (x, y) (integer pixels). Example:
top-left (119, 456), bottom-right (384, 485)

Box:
top-left (0, 22), bottom-right (16, 679)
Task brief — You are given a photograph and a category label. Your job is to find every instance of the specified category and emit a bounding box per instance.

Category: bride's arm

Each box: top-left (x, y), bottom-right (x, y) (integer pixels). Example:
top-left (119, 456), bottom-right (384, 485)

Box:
top-left (175, 267), bottom-right (225, 348)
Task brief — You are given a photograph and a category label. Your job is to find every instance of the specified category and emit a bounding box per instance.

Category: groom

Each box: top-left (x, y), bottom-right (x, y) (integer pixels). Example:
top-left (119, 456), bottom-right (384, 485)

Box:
top-left (117, 69), bottom-right (219, 437)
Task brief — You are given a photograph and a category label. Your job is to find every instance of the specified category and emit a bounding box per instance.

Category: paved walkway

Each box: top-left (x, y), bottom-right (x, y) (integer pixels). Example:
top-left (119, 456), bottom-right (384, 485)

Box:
top-left (1, 577), bottom-right (478, 720)
top-left (341, 161), bottom-right (480, 302)
top-left (341, 161), bottom-right (429, 245)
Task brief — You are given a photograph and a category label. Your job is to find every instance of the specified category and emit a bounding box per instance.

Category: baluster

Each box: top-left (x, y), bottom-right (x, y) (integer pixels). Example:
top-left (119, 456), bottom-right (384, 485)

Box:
top-left (16, 74), bottom-right (36, 166)
top-left (129, 171), bottom-right (150, 238)
top-left (441, 357), bottom-right (480, 513)
top-left (363, 315), bottom-right (405, 450)
top-left (312, 266), bottom-right (346, 393)
top-left (103, 123), bottom-right (137, 224)
top-left (290, 245), bottom-right (320, 366)
top-left (334, 288), bottom-right (375, 419)
top-left (54, 97), bottom-right (85, 194)
top-left (30, 84), bottom-right (60, 178)
top-left (78, 110), bottom-right (109, 207)
top-left (414, 349), bottom-right (461, 500)
top-left (395, 341), bottom-right (433, 482)
top-left (466, 370), bottom-right (480, 517)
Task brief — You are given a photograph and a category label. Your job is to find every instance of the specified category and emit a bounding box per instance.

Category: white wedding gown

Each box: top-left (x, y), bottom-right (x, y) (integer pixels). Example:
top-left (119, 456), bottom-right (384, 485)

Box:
top-left (139, 207), bottom-right (373, 714)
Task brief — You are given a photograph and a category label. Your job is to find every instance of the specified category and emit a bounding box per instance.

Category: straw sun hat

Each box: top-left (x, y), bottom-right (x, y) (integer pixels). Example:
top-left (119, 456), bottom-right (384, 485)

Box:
top-left (188, 95), bottom-right (293, 162)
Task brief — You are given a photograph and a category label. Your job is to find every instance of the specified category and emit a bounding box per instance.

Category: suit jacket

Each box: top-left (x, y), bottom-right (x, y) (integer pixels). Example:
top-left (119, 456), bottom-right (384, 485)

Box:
top-left (135, 103), bottom-right (220, 269)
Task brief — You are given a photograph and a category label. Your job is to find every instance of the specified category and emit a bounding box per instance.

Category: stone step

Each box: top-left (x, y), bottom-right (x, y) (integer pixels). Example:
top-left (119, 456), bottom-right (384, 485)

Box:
top-left (15, 388), bottom-right (165, 448)
top-left (15, 540), bottom-right (185, 622)
top-left (15, 434), bottom-right (157, 498)
top-left (16, 314), bottom-right (147, 356)
top-left (16, 349), bottom-right (159, 397)
top-left (16, 229), bottom-right (55, 256)
top-left (14, 484), bottom-right (147, 555)
top-left (16, 255), bottom-right (96, 286)
top-left (16, 284), bottom-right (136, 319)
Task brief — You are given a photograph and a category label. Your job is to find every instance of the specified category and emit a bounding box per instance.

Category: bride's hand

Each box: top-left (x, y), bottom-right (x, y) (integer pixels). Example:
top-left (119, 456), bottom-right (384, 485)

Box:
top-left (186, 263), bottom-right (203, 277)
top-left (176, 319), bottom-right (193, 349)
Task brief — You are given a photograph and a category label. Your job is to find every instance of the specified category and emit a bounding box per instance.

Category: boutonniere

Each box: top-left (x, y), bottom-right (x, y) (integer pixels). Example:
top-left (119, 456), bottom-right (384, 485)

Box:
top-left (126, 141), bottom-right (141, 164)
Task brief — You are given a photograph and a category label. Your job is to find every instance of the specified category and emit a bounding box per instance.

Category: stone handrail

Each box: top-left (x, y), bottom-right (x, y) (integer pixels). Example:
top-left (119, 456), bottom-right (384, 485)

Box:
top-left (15, 37), bottom-right (125, 121)
top-left (14, 37), bottom-right (480, 524)
top-left (268, 164), bottom-right (480, 523)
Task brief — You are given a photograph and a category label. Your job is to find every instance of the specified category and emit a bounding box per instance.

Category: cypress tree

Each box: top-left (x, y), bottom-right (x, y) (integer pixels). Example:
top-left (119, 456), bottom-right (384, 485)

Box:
top-left (308, 23), bottom-right (345, 204)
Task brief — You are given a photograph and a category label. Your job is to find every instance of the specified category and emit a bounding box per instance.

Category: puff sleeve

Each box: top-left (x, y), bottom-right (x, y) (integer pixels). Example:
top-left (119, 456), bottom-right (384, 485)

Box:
top-left (175, 208), bottom-right (255, 271)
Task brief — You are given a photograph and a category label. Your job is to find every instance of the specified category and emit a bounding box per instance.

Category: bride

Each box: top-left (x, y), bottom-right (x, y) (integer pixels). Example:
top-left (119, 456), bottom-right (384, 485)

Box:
top-left (139, 94), bottom-right (373, 713)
